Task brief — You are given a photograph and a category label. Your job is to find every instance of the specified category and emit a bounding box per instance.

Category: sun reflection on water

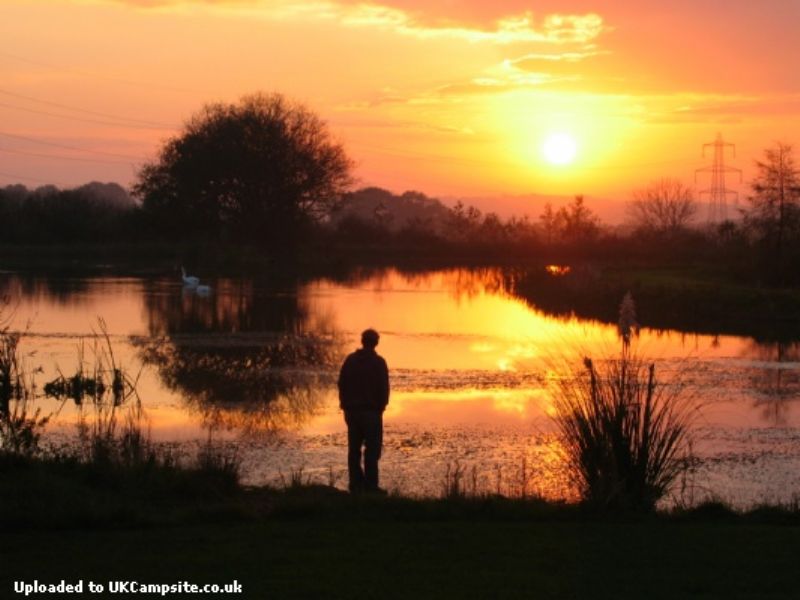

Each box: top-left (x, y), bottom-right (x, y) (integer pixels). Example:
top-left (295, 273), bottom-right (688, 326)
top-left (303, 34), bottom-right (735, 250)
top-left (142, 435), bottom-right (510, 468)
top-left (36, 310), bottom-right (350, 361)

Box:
top-left (3, 267), bottom-right (800, 504)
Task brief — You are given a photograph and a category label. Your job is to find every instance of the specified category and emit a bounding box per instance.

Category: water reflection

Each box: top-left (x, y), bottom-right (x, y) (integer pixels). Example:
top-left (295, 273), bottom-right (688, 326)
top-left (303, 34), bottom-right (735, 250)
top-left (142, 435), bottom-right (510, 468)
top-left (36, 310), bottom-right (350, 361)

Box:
top-left (742, 341), bottom-right (800, 425)
top-left (145, 279), bottom-right (310, 336)
top-left (3, 267), bottom-right (800, 503)
top-left (0, 273), bottom-right (90, 307)
top-left (325, 266), bottom-right (515, 303)
top-left (138, 278), bottom-right (344, 433)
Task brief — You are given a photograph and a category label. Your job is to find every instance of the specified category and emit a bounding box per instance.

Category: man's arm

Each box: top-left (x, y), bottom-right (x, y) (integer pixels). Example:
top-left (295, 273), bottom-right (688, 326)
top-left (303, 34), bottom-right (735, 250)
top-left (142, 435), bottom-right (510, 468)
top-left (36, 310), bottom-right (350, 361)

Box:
top-left (338, 355), bottom-right (352, 409)
top-left (379, 357), bottom-right (390, 410)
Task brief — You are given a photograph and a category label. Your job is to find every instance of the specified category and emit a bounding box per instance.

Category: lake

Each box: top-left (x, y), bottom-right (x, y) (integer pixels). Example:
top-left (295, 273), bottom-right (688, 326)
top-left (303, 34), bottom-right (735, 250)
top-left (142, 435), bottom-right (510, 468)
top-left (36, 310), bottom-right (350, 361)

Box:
top-left (3, 267), bottom-right (800, 507)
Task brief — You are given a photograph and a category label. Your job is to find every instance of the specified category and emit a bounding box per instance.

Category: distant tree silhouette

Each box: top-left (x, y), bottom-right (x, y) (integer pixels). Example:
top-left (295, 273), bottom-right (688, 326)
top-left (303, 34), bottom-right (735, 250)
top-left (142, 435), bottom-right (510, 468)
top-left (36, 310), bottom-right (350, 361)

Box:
top-left (446, 201), bottom-right (482, 243)
top-left (335, 187), bottom-right (452, 236)
top-left (0, 182), bottom-right (137, 243)
top-left (561, 196), bottom-right (600, 241)
top-left (743, 142), bottom-right (800, 282)
top-left (540, 196), bottom-right (599, 244)
top-left (539, 203), bottom-right (559, 245)
top-left (476, 211), bottom-right (507, 243)
top-left (628, 178), bottom-right (697, 236)
top-left (134, 92), bottom-right (352, 246)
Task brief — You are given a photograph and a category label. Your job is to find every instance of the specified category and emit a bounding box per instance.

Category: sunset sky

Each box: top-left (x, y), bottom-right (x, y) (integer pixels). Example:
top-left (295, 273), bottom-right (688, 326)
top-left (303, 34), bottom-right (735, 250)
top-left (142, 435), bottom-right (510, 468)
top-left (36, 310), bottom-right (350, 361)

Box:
top-left (1, 0), bottom-right (799, 209)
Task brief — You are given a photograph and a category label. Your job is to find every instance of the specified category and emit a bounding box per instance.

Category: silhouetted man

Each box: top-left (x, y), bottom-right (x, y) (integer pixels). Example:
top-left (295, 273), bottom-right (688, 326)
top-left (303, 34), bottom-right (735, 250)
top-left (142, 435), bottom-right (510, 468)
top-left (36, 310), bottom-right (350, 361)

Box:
top-left (338, 328), bottom-right (389, 493)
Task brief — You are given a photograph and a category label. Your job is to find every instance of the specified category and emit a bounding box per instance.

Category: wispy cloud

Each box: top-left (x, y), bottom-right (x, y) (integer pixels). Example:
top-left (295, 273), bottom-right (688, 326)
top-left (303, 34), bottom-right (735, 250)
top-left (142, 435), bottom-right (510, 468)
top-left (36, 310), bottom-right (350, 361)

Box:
top-left (102, 0), bottom-right (606, 45)
top-left (433, 73), bottom-right (581, 97)
top-left (643, 94), bottom-right (800, 124)
top-left (507, 48), bottom-right (609, 69)
top-left (352, 71), bottom-right (584, 108)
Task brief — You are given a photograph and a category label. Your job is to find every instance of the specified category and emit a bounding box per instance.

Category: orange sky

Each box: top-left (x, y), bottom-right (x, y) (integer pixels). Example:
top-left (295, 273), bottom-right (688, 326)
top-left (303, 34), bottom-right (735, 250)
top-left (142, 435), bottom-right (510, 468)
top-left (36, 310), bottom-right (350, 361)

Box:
top-left (1, 0), bottom-right (799, 206)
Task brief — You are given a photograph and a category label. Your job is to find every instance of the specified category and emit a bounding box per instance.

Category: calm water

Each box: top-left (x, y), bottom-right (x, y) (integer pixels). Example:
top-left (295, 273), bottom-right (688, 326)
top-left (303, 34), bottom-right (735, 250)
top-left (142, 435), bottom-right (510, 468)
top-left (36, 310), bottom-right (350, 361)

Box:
top-left (4, 268), bottom-right (800, 506)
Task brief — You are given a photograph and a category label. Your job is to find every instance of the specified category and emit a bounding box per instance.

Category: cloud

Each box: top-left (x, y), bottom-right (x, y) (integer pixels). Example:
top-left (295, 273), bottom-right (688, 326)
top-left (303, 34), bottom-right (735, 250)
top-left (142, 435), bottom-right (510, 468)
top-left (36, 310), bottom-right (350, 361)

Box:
top-left (102, 0), bottom-right (606, 45)
top-left (356, 72), bottom-right (585, 108)
top-left (644, 95), bottom-right (800, 124)
top-left (507, 48), bottom-right (608, 70)
top-left (435, 73), bottom-right (581, 96)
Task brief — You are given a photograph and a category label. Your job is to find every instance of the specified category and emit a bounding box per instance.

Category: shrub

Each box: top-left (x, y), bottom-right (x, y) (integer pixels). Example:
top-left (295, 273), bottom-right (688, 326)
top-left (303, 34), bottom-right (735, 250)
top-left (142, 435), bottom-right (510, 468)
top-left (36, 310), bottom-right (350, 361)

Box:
top-left (550, 294), bottom-right (695, 511)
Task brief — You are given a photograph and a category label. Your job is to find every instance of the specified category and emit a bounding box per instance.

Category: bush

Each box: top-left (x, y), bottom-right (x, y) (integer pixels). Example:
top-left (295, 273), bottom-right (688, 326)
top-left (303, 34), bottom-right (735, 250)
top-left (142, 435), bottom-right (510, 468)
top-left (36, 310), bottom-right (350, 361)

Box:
top-left (550, 294), bottom-right (695, 511)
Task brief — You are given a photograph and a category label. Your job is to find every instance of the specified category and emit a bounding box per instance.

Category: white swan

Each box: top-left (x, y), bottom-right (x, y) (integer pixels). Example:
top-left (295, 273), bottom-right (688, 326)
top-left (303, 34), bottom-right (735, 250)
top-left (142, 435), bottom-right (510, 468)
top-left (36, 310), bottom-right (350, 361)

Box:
top-left (196, 284), bottom-right (212, 296)
top-left (181, 266), bottom-right (200, 287)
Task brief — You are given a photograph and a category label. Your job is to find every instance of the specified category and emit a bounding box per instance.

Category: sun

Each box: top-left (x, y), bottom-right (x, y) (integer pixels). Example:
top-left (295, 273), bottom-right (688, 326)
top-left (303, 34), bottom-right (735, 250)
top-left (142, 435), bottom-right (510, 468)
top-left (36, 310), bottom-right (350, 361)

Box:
top-left (541, 133), bottom-right (578, 165)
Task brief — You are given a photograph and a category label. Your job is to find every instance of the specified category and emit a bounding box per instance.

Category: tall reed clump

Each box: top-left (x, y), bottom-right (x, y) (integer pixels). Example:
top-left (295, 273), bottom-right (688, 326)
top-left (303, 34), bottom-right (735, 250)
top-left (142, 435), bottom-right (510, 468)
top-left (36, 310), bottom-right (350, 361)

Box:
top-left (550, 293), bottom-right (695, 511)
top-left (1, 312), bottom-right (241, 494)
top-left (0, 313), bottom-right (49, 457)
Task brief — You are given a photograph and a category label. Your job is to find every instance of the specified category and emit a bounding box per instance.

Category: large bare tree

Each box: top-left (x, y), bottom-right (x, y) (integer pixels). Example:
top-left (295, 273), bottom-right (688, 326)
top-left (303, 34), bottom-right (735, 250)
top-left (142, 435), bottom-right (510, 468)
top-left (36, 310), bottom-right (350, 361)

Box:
top-left (628, 178), bottom-right (697, 235)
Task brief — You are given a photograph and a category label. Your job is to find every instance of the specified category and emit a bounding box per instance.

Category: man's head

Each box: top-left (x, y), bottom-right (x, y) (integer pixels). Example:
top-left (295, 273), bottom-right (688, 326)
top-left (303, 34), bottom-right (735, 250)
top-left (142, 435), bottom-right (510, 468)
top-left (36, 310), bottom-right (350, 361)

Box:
top-left (361, 328), bottom-right (380, 349)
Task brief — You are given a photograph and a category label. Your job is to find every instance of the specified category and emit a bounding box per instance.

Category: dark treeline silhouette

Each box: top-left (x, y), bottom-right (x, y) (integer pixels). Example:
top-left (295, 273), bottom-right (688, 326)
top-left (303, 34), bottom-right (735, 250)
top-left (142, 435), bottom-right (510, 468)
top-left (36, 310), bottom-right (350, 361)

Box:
top-left (328, 188), bottom-right (738, 269)
top-left (0, 182), bottom-right (142, 244)
top-left (333, 187), bottom-right (452, 239)
top-left (0, 177), bottom-right (774, 282)
top-left (329, 189), bottom-right (593, 259)
top-left (2, 90), bottom-right (799, 288)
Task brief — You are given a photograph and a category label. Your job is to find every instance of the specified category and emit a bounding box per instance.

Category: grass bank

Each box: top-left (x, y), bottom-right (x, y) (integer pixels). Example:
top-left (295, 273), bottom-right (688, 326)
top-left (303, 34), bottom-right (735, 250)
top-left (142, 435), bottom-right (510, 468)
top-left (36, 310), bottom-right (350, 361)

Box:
top-left (2, 468), bottom-right (799, 599)
top-left (0, 240), bottom-right (541, 277)
top-left (515, 262), bottom-right (800, 341)
top-left (3, 451), bottom-right (800, 597)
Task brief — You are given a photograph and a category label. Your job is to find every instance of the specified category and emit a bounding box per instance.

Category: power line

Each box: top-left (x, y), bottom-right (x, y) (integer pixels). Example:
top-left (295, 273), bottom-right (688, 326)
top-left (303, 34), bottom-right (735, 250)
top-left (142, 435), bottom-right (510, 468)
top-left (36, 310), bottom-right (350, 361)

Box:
top-left (0, 101), bottom-right (170, 131)
top-left (0, 88), bottom-right (177, 129)
top-left (0, 169), bottom-right (66, 186)
top-left (0, 131), bottom-right (146, 161)
top-left (0, 146), bottom-right (134, 166)
top-left (0, 50), bottom-right (201, 95)
top-left (568, 158), bottom-right (703, 171)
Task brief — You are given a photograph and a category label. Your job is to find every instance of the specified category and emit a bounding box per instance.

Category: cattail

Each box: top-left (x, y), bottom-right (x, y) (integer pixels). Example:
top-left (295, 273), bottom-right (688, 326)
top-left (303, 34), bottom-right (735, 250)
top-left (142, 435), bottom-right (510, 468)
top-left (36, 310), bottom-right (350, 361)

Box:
top-left (618, 292), bottom-right (638, 347)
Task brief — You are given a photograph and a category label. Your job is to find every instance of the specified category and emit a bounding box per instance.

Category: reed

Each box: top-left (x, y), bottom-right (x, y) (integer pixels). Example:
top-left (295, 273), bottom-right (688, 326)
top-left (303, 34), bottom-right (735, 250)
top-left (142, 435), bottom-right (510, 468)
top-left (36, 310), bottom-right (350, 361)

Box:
top-left (0, 310), bottom-right (49, 457)
top-left (549, 293), bottom-right (696, 511)
top-left (195, 435), bottom-right (241, 491)
top-left (441, 461), bottom-right (468, 499)
top-left (280, 466), bottom-right (312, 489)
top-left (0, 311), bottom-right (240, 493)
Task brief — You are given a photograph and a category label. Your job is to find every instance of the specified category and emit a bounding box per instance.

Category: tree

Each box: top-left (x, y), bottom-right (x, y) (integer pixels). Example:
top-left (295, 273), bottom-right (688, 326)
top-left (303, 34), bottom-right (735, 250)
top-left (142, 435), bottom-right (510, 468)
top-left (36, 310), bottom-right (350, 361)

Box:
top-left (539, 203), bottom-right (560, 245)
top-left (743, 142), bottom-right (800, 276)
top-left (628, 178), bottom-right (697, 235)
top-left (559, 195), bottom-right (599, 241)
top-left (134, 93), bottom-right (352, 245)
top-left (540, 196), bottom-right (599, 244)
top-left (446, 201), bottom-right (482, 242)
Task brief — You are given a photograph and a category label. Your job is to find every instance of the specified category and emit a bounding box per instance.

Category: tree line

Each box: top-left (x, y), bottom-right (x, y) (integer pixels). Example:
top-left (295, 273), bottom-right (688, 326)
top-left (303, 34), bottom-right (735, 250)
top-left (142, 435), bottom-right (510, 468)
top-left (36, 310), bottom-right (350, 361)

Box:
top-left (2, 92), bottom-right (799, 284)
top-left (0, 182), bottom-right (140, 243)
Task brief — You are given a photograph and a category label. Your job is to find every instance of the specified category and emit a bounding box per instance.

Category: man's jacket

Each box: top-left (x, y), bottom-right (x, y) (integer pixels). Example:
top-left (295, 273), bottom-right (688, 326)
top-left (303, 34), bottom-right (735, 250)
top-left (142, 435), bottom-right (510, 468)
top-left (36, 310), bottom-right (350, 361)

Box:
top-left (338, 348), bottom-right (390, 411)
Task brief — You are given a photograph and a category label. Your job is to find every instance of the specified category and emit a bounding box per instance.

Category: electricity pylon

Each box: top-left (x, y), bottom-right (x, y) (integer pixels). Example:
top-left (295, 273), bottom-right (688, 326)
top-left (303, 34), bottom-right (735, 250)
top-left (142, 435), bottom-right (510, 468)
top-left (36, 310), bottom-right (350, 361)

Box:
top-left (695, 133), bottom-right (742, 222)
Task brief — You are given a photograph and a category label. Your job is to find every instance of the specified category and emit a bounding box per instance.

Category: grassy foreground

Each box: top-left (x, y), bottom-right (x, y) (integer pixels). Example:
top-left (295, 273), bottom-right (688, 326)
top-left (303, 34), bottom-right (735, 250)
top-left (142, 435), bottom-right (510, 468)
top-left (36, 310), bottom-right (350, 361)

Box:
top-left (2, 461), bottom-right (799, 600)
top-left (3, 514), bottom-right (798, 600)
